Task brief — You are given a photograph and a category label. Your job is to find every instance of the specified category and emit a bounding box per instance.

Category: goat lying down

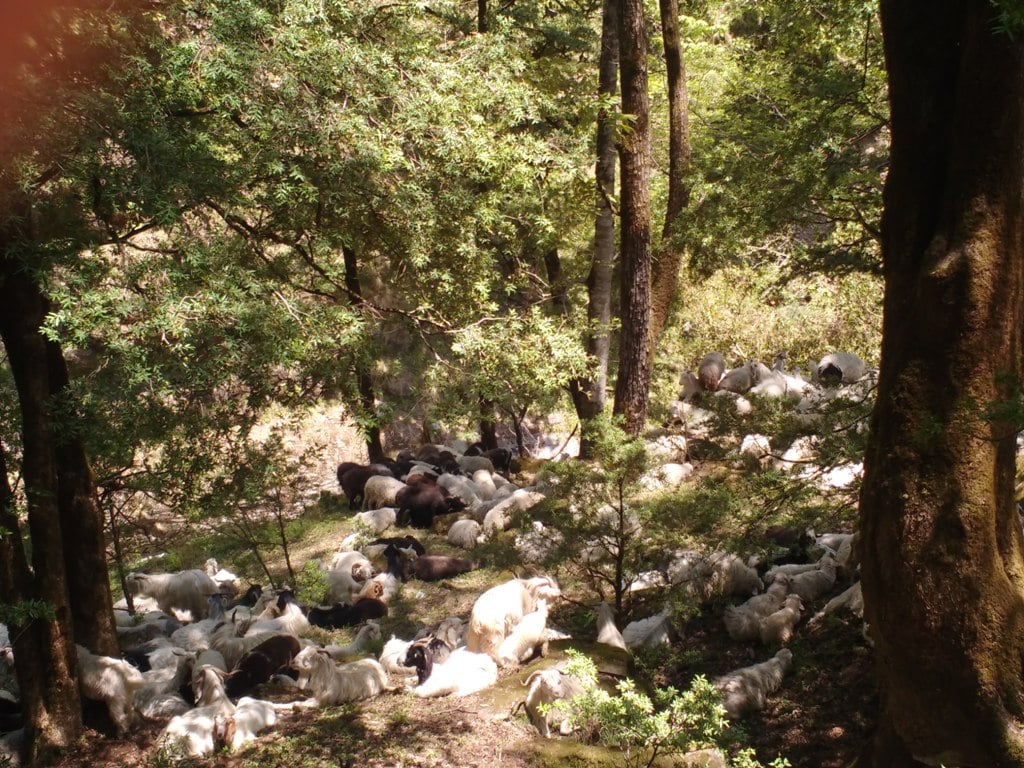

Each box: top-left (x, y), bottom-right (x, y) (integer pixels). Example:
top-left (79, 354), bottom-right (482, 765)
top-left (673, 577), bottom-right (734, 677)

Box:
top-left (285, 646), bottom-right (394, 709)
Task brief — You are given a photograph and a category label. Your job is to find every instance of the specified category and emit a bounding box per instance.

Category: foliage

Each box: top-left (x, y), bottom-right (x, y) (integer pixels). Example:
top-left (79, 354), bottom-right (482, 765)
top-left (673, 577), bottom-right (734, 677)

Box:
top-left (549, 650), bottom-right (788, 768)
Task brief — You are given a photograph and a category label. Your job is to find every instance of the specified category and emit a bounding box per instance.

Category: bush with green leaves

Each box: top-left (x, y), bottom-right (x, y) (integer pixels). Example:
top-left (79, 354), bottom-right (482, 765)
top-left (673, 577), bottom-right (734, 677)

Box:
top-left (547, 650), bottom-right (789, 768)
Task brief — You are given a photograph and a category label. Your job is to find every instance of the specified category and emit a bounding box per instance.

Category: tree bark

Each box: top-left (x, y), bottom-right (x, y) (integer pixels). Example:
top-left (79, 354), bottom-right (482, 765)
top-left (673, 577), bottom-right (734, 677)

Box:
top-left (342, 244), bottom-right (385, 462)
top-left (611, 0), bottom-right (653, 437)
top-left (47, 342), bottom-right (119, 657)
top-left (648, 0), bottom-right (690, 357)
top-left (477, 0), bottom-right (488, 33)
top-left (0, 251), bottom-right (83, 765)
top-left (858, 2), bottom-right (1024, 765)
top-left (569, 0), bottom-right (618, 459)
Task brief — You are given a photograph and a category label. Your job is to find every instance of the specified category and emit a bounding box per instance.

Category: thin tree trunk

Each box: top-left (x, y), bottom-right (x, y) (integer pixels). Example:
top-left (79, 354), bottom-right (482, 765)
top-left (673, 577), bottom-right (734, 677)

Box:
top-left (47, 341), bottom-right (119, 657)
top-left (342, 244), bottom-right (385, 462)
top-left (477, 398), bottom-right (499, 450)
top-left (0, 255), bottom-right (82, 765)
top-left (648, 0), bottom-right (691, 357)
top-left (858, 2), bottom-right (1024, 764)
top-left (611, 0), bottom-right (653, 437)
top-left (478, 0), bottom-right (488, 33)
top-left (570, 0), bottom-right (618, 458)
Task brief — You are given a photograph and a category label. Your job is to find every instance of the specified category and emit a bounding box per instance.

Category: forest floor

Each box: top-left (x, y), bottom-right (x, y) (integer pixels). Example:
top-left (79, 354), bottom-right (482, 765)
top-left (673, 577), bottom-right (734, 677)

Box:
top-left (36, 402), bottom-right (877, 768)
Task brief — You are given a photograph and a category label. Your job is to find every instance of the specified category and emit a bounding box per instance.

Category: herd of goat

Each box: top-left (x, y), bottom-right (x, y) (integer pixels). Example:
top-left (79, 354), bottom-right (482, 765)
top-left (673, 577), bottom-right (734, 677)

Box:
top-left (0, 350), bottom-right (875, 763)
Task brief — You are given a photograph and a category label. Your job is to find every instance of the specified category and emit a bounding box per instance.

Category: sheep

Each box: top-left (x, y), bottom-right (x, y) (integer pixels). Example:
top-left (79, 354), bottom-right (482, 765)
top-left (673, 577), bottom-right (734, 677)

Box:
top-left (594, 602), bottom-right (628, 652)
top-left (325, 552), bottom-right (375, 605)
top-left (466, 575), bottom-right (561, 661)
top-left (514, 520), bottom-right (564, 563)
top-left (396, 481), bottom-right (468, 528)
top-left (718, 361), bottom-right (757, 394)
top-left (325, 622), bottom-right (382, 660)
top-left (518, 666), bottom-right (587, 737)
top-left (406, 554), bottom-right (478, 582)
top-left (723, 575), bottom-right (791, 642)
top-left (697, 351), bottom-right (726, 391)
top-left (438, 473), bottom-right (483, 507)
top-left (811, 581), bottom-right (864, 623)
top-left (158, 665), bottom-right (235, 757)
top-left (815, 352), bottom-right (867, 386)
top-left (457, 455), bottom-right (495, 475)
top-left (407, 646), bottom-right (498, 698)
top-left (447, 518), bottom-right (484, 549)
top-left (338, 463), bottom-right (394, 510)
top-left (496, 599), bottom-right (549, 668)
top-left (713, 648), bottom-right (794, 719)
top-left (480, 489), bottom-right (546, 535)
top-left (225, 634), bottom-right (302, 699)
top-left (788, 554), bottom-right (838, 603)
top-left (362, 475), bottom-right (408, 512)
top-left (125, 569), bottom-right (221, 622)
top-left (758, 595), bottom-right (804, 646)
top-left (355, 506), bottom-right (397, 534)
top-left (288, 647), bottom-right (393, 709)
top-left (471, 469), bottom-right (498, 500)
top-left (708, 552), bottom-right (763, 600)
top-left (738, 433), bottom-right (773, 470)
top-left (622, 611), bottom-right (673, 650)
top-left (75, 644), bottom-right (147, 736)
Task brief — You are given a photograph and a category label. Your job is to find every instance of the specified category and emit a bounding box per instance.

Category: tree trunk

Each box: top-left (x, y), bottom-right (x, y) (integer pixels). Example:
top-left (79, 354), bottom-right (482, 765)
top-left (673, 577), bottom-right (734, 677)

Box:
top-left (47, 342), bottom-right (119, 657)
top-left (477, 0), bottom-right (488, 33)
top-left (569, 0), bottom-right (618, 459)
top-left (611, 0), bottom-right (653, 437)
top-left (648, 0), bottom-right (690, 357)
top-left (342, 244), bottom-right (385, 462)
top-left (477, 398), bottom-right (499, 450)
top-left (858, 3), bottom-right (1024, 765)
top-left (0, 252), bottom-right (83, 765)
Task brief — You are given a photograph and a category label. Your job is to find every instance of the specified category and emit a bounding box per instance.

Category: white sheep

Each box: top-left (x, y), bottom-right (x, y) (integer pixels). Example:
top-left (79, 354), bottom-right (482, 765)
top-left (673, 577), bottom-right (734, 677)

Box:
top-left (481, 490), bottom-right (546, 536)
top-left (361, 475), bottom-right (407, 511)
top-left (438, 473), bottom-right (482, 507)
top-left (496, 599), bottom-right (549, 668)
top-left (723, 575), bottom-right (791, 642)
top-left (466, 575), bottom-right (561, 661)
top-left (471, 469), bottom-right (498, 500)
top-left (714, 648), bottom-right (794, 719)
top-left (289, 647), bottom-right (393, 708)
top-left (788, 554), bottom-right (838, 603)
top-left (811, 581), bottom-right (864, 623)
top-left (413, 648), bottom-right (498, 698)
top-left (594, 602), bottom-right (628, 651)
top-left (758, 595), bottom-right (804, 646)
top-left (125, 570), bottom-right (221, 622)
top-left (76, 644), bottom-right (147, 736)
top-left (355, 507), bottom-right (397, 534)
top-left (447, 518), bottom-right (484, 550)
top-left (520, 666), bottom-right (587, 737)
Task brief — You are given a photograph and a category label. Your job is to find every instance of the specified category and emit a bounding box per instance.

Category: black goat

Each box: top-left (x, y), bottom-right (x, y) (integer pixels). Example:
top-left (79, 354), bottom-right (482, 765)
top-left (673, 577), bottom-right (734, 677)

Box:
top-left (396, 483), bottom-right (468, 528)
top-left (308, 597), bottom-right (388, 630)
top-left (224, 633), bottom-right (301, 699)
top-left (402, 636), bottom-right (453, 684)
top-left (338, 463), bottom-right (394, 510)
top-left (407, 554), bottom-right (478, 582)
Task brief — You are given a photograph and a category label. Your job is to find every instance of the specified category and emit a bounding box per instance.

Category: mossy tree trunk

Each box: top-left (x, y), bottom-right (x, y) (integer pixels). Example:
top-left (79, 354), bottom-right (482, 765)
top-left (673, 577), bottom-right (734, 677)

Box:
top-left (858, 2), bottom-right (1024, 765)
top-left (611, 0), bottom-right (653, 437)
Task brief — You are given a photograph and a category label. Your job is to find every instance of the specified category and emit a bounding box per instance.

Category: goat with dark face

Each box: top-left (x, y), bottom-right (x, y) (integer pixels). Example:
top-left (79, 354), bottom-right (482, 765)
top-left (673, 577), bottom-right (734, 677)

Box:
top-left (396, 482), bottom-right (468, 528)
top-left (224, 634), bottom-right (301, 699)
top-left (308, 584), bottom-right (389, 629)
top-left (402, 636), bottom-right (454, 684)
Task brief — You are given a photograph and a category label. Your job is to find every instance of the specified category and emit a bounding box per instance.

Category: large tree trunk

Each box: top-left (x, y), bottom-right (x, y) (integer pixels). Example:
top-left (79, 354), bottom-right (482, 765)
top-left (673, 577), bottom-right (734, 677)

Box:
top-left (0, 253), bottom-right (83, 765)
top-left (569, 0), bottom-right (618, 459)
top-left (647, 0), bottom-right (690, 356)
top-left (611, 0), bottom-right (653, 437)
top-left (341, 244), bottom-right (385, 462)
top-left (47, 342), bottom-right (119, 657)
top-left (858, 3), bottom-right (1024, 765)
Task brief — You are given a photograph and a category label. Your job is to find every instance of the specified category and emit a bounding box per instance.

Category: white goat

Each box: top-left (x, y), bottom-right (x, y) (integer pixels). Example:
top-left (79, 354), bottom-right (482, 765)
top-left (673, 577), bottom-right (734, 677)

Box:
top-left (467, 575), bottom-right (561, 661)
top-left (788, 554), bottom-right (838, 603)
top-left (497, 599), bottom-right (549, 668)
top-left (413, 648), bottom-right (498, 698)
top-left (361, 475), bottom-right (407, 511)
top-left (134, 649), bottom-right (195, 722)
top-left (378, 635), bottom-right (418, 688)
top-left (289, 647), bottom-right (392, 709)
top-left (158, 665), bottom-right (235, 757)
top-left (355, 507), bottom-right (397, 534)
top-left (76, 644), bottom-right (146, 736)
top-left (216, 696), bottom-right (277, 751)
top-left (325, 552), bottom-right (375, 605)
top-left (519, 666), bottom-right (586, 737)
top-left (714, 648), bottom-right (794, 719)
top-left (447, 518), bottom-right (484, 549)
top-left (125, 570), bottom-right (220, 622)
top-left (758, 595), bottom-right (804, 646)
top-left (244, 600), bottom-right (309, 638)
top-left (723, 575), bottom-right (791, 642)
